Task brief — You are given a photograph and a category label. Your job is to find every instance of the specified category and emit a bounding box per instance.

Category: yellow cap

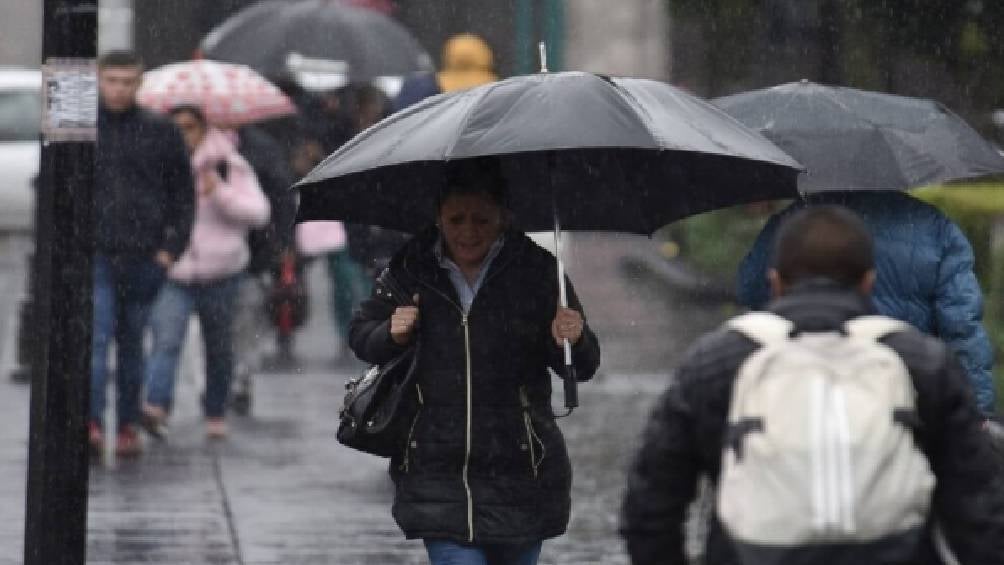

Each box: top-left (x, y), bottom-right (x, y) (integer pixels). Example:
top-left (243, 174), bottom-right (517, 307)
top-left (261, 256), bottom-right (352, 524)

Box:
top-left (437, 33), bottom-right (497, 93)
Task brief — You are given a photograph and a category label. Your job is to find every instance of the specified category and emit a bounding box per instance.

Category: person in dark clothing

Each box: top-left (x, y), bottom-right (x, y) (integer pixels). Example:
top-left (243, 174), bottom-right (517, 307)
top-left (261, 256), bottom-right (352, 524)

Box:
top-left (230, 124), bottom-right (298, 388)
top-left (738, 192), bottom-right (996, 415)
top-left (348, 162), bottom-right (600, 565)
top-left (90, 51), bottom-right (195, 458)
top-left (620, 206), bottom-right (1004, 565)
top-left (237, 124), bottom-right (297, 276)
top-left (322, 84), bottom-right (406, 356)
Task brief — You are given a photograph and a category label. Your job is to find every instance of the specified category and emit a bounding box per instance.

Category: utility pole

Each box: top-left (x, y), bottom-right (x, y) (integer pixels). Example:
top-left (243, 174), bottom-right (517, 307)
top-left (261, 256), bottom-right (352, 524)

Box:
top-left (516, 0), bottom-right (565, 74)
top-left (515, 0), bottom-right (535, 74)
top-left (542, 0), bottom-right (564, 72)
top-left (24, 1), bottom-right (97, 564)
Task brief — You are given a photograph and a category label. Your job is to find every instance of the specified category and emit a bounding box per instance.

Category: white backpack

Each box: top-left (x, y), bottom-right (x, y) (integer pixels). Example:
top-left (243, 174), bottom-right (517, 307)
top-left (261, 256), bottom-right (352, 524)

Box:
top-left (717, 312), bottom-right (935, 563)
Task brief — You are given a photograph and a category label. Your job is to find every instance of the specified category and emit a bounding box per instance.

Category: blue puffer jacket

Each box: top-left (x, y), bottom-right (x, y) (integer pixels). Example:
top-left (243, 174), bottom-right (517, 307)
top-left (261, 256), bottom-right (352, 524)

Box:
top-left (737, 191), bottom-right (996, 414)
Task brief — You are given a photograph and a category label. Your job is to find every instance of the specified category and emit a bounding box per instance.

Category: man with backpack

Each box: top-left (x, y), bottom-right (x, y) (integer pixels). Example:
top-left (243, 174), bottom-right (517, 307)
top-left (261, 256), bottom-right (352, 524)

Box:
top-left (619, 206), bottom-right (1004, 565)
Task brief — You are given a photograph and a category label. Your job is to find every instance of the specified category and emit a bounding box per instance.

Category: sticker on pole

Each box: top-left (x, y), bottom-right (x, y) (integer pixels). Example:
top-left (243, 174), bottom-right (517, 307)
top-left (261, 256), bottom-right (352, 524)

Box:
top-left (41, 58), bottom-right (97, 142)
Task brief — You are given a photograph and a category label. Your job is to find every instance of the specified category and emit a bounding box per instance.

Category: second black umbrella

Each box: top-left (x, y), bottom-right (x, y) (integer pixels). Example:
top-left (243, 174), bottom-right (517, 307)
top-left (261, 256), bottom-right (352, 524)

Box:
top-left (200, 0), bottom-right (432, 90)
top-left (713, 79), bottom-right (1004, 193)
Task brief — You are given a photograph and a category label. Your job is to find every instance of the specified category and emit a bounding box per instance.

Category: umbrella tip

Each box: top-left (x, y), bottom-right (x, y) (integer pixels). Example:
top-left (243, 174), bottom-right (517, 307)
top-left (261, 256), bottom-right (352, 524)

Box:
top-left (538, 42), bottom-right (548, 73)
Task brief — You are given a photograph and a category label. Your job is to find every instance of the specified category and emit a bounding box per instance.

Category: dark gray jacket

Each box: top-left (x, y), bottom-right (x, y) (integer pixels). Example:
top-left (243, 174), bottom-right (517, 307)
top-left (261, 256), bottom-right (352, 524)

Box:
top-left (620, 281), bottom-right (1004, 565)
top-left (95, 105), bottom-right (194, 258)
top-left (237, 125), bottom-right (296, 273)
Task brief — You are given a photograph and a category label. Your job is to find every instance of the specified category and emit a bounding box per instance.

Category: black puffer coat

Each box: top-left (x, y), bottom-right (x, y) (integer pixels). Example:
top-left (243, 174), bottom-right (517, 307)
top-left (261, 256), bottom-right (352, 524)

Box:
top-left (349, 228), bottom-right (601, 545)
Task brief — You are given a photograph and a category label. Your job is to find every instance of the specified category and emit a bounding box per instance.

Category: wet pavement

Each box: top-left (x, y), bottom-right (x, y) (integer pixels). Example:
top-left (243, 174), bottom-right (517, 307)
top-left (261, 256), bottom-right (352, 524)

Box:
top-left (0, 233), bottom-right (728, 564)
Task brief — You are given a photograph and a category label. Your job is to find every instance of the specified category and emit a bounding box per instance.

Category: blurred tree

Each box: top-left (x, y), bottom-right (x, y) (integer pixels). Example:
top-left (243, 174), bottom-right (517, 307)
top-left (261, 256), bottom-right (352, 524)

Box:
top-left (668, 0), bottom-right (764, 93)
top-left (668, 0), bottom-right (1004, 140)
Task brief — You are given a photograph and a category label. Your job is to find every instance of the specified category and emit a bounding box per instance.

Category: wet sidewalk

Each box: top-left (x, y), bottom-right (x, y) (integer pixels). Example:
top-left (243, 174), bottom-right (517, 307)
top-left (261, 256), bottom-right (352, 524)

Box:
top-left (0, 233), bottom-right (726, 564)
top-left (83, 366), bottom-right (681, 565)
top-left (86, 366), bottom-right (424, 565)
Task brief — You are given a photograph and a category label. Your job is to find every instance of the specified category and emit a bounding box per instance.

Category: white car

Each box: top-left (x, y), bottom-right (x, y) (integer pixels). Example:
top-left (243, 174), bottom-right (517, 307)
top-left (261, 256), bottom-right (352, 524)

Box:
top-left (0, 67), bottom-right (40, 232)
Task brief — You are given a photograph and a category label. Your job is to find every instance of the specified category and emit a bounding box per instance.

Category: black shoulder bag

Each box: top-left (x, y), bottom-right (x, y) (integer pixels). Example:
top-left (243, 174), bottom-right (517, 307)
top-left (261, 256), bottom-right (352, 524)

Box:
top-left (336, 273), bottom-right (420, 457)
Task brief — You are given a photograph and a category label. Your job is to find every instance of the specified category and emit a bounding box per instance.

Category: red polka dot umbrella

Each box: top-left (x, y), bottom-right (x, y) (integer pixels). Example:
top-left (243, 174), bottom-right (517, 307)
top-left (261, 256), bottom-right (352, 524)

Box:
top-left (138, 60), bottom-right (296, 126)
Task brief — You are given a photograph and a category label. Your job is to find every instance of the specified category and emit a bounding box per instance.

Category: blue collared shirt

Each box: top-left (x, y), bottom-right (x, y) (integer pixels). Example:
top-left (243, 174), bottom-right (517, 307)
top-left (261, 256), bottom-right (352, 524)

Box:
top-left (434, 235), bottom-right (505, 313)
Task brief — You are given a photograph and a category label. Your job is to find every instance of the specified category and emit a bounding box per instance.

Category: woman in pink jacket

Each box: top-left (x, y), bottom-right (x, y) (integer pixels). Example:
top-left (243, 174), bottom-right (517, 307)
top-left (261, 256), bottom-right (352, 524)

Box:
top-left (142, 105), bottom-right (270, 439)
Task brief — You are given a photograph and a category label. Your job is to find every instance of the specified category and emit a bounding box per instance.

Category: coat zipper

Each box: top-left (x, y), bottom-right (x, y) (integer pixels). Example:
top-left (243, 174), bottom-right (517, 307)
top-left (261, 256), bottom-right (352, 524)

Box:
top-left (523, 413), bottom-right (538, 478)
top-left (403, 249), bottom-right (523, 545)
top-left (400, 384), bottom-right (424, 473)
top-left (461, 313), bottom-right (474, 542)
top-left (409, 277), bottom-right (476, 541)
top-left (520, 387), bottom-right (541, 479)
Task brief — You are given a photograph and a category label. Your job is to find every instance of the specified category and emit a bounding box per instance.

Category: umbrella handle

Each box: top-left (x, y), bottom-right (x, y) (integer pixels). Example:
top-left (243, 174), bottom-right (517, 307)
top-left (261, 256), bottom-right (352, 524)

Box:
top-left (562, 342), bottom-right (578, 408)
top-left (555, 213), bottom-right (579, 411)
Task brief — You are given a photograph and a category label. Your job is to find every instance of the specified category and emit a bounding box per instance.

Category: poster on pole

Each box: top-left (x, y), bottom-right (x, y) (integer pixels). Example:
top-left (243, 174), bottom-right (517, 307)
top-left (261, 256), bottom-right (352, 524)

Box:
top-left (41, 58), bottom-right (97, 142)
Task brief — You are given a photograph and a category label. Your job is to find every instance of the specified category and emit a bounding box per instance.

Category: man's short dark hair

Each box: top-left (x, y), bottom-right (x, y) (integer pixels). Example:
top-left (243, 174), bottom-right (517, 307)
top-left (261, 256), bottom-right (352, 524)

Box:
top-left (772, 205), bottom-right (874, 287)
top-left (98, 50), bottom-right (143, 70)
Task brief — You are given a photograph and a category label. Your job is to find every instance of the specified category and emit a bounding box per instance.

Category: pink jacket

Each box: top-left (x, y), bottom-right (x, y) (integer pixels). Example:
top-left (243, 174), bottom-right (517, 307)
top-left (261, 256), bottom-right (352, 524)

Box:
top-left (169, 128), bottom-right (270, 283)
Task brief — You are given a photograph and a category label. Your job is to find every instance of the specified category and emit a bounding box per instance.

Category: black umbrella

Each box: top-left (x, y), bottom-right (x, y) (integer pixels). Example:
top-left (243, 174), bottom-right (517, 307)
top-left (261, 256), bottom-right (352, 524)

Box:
top-left (200, 0), bottom-right (432, 91)
top-left (296, 70), bottom-right (802, 409)
top-left (713, 80), bottom-right (1004, 193)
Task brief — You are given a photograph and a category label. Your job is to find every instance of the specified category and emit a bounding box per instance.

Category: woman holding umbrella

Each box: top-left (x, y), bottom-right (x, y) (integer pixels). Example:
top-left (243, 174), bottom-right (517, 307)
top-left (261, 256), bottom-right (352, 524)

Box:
top-left (348, 159), bottom-right (600, 564)
top-left (141, 105), bottom-right (270, 438)
top-left (301, 70), bottom-right (800, 562)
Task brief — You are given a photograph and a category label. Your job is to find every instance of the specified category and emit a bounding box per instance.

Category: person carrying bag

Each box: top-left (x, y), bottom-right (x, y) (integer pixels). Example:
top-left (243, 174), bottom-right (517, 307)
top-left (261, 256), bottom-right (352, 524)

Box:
top-left (345, 163), bottom-right (600, 565)
top-left (338, 270), bottom-right (420, 457)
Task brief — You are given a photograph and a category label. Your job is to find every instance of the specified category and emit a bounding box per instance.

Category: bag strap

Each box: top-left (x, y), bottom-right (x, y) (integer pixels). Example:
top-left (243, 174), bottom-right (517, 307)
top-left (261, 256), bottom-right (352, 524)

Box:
top-left (375, 267), bottom-right (414, 307)
top-left (844, 315), bottom-right (911, 342)
top-left (726, 312), bottom-right (794, 347)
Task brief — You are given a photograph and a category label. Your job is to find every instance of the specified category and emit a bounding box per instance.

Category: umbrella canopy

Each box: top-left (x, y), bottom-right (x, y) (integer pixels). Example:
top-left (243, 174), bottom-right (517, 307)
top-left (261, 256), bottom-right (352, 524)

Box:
top-left (200, 0), bottom-right (432, 93)
top-left (137, 60), bottom-right (296, 126)
top-left (713, 80), bottom-right (1004, 193)
top-left (295, 71), bottom-right (803, 234)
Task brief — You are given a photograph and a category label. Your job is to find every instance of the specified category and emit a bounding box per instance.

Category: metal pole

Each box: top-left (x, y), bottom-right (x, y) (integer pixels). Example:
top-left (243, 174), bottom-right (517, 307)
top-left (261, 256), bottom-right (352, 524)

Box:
top-left (25, 1), bottom-right (97, 564)
top-left (543, 0), bottom-right (564, 72)
top-left (515, 0), bottom-right (535, 74)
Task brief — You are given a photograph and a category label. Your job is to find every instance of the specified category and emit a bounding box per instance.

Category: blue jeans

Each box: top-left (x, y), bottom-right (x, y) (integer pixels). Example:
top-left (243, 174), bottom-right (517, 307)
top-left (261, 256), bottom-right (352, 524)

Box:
top-left (145, 276), bottom-right (241, 418)
top-left (91, 253), bottom-right (166, 428)
top-left (423, 539), bottom-right (542, 565)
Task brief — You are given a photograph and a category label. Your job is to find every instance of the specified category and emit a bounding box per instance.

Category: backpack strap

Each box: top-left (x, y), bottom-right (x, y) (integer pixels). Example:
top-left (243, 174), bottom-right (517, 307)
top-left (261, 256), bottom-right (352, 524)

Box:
top-left (726, 312), bottom-right (795, 347)
top-left (728, 313), bottom-right (911, 346)
top-left (844, 315), bottom-right (911, 342)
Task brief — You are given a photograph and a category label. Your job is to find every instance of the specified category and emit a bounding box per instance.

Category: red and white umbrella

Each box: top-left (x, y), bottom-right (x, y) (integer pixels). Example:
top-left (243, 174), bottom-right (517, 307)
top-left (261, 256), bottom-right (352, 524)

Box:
top-left (138, 60), bottom-right (296, 126)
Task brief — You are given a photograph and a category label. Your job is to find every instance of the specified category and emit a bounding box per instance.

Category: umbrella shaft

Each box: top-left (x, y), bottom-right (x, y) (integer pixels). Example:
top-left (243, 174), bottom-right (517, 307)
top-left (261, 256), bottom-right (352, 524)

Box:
top-left (553, 220), bottom-right (572, 366)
